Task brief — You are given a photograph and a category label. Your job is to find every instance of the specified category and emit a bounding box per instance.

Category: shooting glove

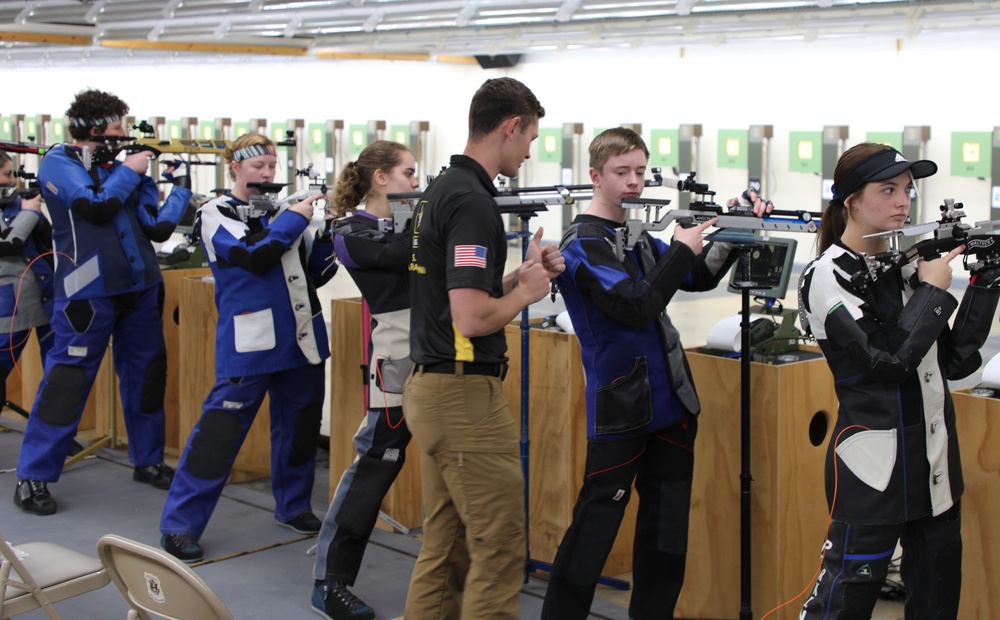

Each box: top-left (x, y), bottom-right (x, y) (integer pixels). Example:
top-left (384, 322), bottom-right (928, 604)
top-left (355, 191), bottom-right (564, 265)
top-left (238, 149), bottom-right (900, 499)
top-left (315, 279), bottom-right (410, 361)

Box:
top-left (162, 162), bottom-right (192, 190)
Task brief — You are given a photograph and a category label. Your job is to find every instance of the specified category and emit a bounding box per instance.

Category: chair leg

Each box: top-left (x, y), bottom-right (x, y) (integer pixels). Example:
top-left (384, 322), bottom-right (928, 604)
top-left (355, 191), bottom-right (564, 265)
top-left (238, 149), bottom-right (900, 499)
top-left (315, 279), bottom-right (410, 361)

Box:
top-left (37, 595), bottom-right (65, 620)
top-left (1, 557), bottom-right (64, 620)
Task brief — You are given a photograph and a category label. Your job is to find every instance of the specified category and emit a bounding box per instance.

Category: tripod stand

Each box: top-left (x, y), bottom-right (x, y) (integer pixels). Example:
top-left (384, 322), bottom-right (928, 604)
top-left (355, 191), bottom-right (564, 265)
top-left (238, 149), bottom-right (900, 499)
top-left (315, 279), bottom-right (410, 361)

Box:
top-left (729, 241), bottom-right (762, 620)
top-left (500, 204), bottom-right (548, 582)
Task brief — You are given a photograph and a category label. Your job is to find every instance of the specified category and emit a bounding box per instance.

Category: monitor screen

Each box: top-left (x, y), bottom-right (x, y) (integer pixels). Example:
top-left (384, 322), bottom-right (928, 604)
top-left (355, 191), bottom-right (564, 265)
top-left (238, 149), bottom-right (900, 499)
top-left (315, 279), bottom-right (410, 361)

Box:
top-left (726, 237), bottom-right (797, 300)
top-left (174, 195), bottom-right (201, 237)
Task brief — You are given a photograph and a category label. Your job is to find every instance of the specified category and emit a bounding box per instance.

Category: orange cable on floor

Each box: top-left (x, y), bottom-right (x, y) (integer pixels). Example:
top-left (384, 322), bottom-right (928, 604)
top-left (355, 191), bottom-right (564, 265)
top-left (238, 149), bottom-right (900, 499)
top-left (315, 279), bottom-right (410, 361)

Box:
top-left (760, 423), bottom-right (870, 619)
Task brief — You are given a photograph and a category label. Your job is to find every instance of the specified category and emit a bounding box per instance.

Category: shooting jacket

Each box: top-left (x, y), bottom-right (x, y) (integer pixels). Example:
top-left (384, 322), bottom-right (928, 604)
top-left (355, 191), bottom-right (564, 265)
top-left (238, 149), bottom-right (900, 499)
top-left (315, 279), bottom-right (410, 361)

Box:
top-left (37, 144), bottom-right (191, 299)
top-left (557, 214), bottom-right (737, 440)
top-left (0, 197), bottom-right (54, 329)
top-left (333, 211), bottom-right (411, 408)
top-left (199, 193), bottom-right (337, 379)
top-left (798, 240), bottom-right (1000, 523)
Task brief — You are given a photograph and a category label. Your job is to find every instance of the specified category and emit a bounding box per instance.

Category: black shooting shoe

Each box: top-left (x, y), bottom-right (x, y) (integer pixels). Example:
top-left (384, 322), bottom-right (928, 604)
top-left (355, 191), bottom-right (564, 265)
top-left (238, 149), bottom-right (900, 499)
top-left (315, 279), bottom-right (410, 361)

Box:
top-left (13, 479), bottom-right (56, 515)
top-left (277, 512), bottom-right (322, 534)
top-left (311, 580), bottom-right (375, 620)
top-left (133, 462), bottom-right (175, 489)
top-left (160, 533), bottom-right (204, 563)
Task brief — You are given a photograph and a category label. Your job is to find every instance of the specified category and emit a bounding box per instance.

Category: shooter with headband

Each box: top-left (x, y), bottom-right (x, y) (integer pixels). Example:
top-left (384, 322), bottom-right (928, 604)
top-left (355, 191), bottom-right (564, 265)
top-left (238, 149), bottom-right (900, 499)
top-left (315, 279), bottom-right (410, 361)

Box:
top-left (0, 151), bottom-right (55, 413)
top-left (13, 89), bottom-right (191, 516)
top-left (160, 133), bottom-right (335, 563)
top-left (542, 127), bottom-right (771, 619)
top-left (798, 143), bottom-right (1000, 618)
top-left (310, 140), bottom-right (419, 620)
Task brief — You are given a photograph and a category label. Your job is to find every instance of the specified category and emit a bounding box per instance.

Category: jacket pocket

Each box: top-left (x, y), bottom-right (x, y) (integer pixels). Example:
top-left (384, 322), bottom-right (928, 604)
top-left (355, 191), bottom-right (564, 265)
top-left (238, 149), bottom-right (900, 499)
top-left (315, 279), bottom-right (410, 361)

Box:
top-left (233, 308), bottom-right (276, 353)
top-left (834, 428), bottom-right (897, 492)
top-left (375, 355), bottom-right (414, 394)
top-left (595, 356), bottom-right (653, 436)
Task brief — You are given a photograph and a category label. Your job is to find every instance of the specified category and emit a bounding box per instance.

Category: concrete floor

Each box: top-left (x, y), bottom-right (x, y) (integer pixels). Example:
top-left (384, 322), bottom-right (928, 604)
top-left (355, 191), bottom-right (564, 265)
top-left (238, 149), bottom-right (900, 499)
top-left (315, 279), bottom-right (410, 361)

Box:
top-left (8, 238), bottom-right (993, 619)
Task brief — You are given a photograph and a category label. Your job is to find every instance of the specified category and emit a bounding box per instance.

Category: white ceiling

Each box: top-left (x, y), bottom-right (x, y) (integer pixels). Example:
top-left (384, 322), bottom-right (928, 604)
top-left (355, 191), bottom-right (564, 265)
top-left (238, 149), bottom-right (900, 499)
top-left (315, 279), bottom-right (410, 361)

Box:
top-left (1, 0), bottom-right (999, 66)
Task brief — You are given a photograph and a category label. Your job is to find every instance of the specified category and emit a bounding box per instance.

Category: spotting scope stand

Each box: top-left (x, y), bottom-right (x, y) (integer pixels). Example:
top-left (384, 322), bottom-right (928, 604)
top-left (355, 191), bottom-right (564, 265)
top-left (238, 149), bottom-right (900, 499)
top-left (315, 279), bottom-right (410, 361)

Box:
top-left (729, 242), bottom-right (763, 620)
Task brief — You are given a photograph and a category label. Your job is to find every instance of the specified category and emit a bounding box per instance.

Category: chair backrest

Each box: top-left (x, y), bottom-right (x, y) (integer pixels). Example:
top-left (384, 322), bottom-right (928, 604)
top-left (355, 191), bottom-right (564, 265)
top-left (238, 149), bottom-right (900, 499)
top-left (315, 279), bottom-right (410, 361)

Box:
top-left (1, 531), bottom-right (110, 620)
top-left (96, 534), bottom-right (234, 620)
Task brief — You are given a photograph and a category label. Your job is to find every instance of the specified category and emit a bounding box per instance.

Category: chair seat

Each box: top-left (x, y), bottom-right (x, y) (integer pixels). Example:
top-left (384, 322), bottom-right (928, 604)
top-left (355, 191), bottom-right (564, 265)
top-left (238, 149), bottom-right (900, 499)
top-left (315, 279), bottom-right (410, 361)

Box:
top-left (2, 542), bottom-right (110, 618)
top-left (4, 543), bottom-right (107, 600)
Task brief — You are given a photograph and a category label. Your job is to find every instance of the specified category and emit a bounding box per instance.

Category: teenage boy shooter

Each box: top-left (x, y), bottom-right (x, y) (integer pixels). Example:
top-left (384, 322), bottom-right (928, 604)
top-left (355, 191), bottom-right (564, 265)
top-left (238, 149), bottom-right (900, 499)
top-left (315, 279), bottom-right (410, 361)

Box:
top-left (542, 127), bottom-right (770, 619)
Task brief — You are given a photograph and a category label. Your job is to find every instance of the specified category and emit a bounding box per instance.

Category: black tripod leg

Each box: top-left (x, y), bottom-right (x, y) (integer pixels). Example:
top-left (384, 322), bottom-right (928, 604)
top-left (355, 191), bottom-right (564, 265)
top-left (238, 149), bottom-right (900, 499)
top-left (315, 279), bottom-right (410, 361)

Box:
top-left (3, 400), bottom-right (29, 419)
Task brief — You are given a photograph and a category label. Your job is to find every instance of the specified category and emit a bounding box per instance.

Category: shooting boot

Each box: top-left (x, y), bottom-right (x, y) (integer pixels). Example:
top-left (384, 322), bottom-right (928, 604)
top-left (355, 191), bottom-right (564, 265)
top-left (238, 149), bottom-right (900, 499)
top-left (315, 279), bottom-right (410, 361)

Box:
top-left (311, 580), bottom-right (375, 620)
top-left (13, 479), bottom-right (57, 515)
top-left (161, 533), bottom-right (203, 563)
top-left (277, 511), bottom-right (322, 534)
top-left (133, 462), bottom-right (175, 489)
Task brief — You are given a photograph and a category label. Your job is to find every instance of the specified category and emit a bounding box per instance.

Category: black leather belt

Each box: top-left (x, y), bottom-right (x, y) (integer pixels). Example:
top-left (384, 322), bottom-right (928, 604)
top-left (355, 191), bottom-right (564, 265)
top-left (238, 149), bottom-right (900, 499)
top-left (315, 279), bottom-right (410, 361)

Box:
top-left (416, 361), bottom-right (508, 381)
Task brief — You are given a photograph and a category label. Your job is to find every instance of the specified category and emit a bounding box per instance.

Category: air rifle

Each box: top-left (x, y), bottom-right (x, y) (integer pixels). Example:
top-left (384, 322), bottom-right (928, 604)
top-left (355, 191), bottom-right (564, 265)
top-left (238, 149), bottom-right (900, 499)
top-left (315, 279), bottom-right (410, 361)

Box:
top-left (0, 141), bottom-right (45, 202)
top-left (851, 199), bottom-right (1000, 292)
top-left (131, 120), bottom-right (229, 155)
top-left (0, 139), bottom-right (47, 156)
top-left (382, 167), bottom-right (667, 234)
top-left (0, 166), bottom-right (40, 203)
top-left (615, 172), bottom-right (819, 261)
top-left (240, 181), bottom-right (323, 223)
top-left (295, 163), bottom-right (328, 197)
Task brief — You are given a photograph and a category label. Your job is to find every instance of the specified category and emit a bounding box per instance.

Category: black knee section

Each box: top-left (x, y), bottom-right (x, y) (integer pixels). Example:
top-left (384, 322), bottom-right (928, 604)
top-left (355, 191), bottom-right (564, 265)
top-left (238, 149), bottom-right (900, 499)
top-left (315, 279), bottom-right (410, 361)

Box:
top-left (658, 479), bottom-right (692, 555)
top-left (140, 355), bottom-right (167, 413)
top-left (839, 581), bottom-right (887, 617)
top-left (63, 299), bottom-right (95, 333)
top-left (559, 496), bottom-right (629, 588)
top-left (37, 365), bottom-right (90, 426)
top-left (186, 409), bottom-right (243, 480)
top-left (335, 455), bottom-right (405, 535)
top-left (157, 282), bottom-right (166, 318)
top-left (289, 404), bottom-right (322, 467)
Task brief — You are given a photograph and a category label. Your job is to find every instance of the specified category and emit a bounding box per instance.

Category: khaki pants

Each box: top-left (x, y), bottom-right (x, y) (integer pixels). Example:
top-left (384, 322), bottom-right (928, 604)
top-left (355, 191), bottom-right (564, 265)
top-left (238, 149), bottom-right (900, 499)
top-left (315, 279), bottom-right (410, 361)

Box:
top-left (402, 369), bottom-right (525, 620)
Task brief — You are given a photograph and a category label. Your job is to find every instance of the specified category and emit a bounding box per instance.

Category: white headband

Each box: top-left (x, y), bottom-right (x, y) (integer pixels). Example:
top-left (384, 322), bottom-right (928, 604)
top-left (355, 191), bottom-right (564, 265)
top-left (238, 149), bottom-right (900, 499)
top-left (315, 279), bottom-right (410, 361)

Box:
top-left (70, 114), bottom-right (121, 128)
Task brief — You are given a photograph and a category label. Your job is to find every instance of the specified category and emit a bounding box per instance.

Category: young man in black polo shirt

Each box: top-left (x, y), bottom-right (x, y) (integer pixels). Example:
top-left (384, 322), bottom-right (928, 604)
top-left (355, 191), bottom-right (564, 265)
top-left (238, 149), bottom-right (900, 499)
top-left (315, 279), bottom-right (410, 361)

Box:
top-left (403, 77), bottom-right (565, 619)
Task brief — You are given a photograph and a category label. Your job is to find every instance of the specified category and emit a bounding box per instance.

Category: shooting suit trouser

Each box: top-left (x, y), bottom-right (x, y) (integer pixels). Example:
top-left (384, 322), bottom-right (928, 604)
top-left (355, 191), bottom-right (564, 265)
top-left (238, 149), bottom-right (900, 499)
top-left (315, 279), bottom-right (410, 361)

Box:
top-left (160, 363), bottom-right (324, 540)
top-left (314, 405), bottom-right (411, 585)
top-left (17, 287), bottom-right (168, 482)
top-left (402, 369), bottom-right (524, 620)
top-left (541, 417), bottom-right (698, 620)
top-left (0, 324), bottom-right (54, 404)
top-left (800, 503), bottom-right (962, 620)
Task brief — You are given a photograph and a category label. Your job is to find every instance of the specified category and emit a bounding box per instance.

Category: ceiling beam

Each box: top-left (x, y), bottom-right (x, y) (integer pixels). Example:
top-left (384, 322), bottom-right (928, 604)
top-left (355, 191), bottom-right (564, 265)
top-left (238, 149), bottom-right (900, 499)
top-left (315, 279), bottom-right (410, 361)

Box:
top-left (100, 39), bottom-right (310, 56)
top-left (0, 30), bottom-right (91, 45)
top-left (315, 51), bottom-right (431, 61)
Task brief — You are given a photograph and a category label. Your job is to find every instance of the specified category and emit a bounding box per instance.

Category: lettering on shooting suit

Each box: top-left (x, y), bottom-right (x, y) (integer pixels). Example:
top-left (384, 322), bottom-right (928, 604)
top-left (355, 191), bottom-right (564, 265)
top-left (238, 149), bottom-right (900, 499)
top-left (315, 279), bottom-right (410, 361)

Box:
top-left (409, 200), bottom-right (426, 275)
top-left (800, 540), bottom-right (833, 618)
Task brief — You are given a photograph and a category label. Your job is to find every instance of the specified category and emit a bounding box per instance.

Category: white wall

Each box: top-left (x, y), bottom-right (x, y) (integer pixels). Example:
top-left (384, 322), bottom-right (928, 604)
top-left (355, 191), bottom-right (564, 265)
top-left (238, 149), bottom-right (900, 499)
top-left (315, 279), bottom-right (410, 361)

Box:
top-left (6, 31), bottom-right (1000, 262)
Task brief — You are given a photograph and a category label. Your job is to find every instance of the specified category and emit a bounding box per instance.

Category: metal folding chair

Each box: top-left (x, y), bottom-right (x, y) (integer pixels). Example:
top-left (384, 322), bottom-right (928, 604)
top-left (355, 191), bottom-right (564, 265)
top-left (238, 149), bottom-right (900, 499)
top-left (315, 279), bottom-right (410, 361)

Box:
top-left (0, 531), bottom-right (110, 619)
top-left (96, 534), bottom-right (234, 620)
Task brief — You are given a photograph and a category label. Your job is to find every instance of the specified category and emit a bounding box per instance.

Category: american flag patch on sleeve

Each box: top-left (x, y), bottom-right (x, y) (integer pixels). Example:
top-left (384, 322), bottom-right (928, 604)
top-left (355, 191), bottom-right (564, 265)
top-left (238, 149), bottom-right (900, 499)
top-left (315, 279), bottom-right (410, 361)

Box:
top-left (454, 244), bottom-right (487, 268)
